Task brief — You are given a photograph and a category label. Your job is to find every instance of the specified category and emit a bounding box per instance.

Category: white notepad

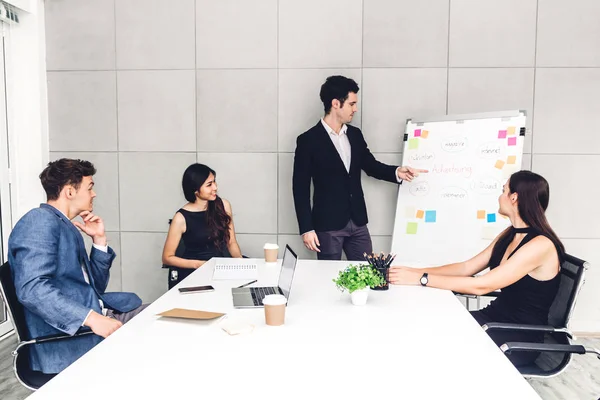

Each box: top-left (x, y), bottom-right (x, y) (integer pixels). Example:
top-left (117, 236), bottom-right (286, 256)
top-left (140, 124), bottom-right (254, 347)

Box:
top-left (212, 264), bottom-right (257, 280)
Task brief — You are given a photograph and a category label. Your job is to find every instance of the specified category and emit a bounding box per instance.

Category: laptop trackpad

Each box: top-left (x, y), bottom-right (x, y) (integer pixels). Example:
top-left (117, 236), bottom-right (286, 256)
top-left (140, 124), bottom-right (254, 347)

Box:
top-left (233, 293), bottom-right (255, 307)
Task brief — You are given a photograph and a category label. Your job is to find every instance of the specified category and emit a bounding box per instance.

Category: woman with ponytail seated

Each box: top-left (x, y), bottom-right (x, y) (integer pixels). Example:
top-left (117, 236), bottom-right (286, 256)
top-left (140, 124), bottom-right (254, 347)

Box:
top-left (162, 163), bottom-right (243, 289)
top-left (388, 170), bottom-right (565, 367)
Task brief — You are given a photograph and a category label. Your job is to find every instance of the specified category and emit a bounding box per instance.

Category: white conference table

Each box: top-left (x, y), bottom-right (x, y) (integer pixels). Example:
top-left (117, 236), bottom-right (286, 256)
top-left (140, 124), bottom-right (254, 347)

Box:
top-left (29, 258), bottom-right (541, 400)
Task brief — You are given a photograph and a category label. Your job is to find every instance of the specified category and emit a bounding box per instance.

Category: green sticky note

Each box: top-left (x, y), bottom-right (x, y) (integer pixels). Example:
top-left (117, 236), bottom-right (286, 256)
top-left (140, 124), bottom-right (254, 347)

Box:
top-left (406, 222), bottom-right (418, 234)
top-left (408, 138), bottom-right (419, 150)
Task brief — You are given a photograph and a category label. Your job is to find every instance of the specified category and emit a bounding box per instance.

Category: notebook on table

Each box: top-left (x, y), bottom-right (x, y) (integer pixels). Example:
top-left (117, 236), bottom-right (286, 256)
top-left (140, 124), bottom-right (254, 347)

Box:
top-left (212, 263), bottom-right (257, 280)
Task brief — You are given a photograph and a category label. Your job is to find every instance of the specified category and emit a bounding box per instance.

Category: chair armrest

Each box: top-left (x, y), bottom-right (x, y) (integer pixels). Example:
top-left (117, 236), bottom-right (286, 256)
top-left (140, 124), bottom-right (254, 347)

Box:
top-left (14, 328), bottom-right (95, 355)
top-left (500, 342), bottom-right (586, 355)
top-left (35, 328), bottom-right (94, 344)
top-left (482, 322), bottom-right (573, 339)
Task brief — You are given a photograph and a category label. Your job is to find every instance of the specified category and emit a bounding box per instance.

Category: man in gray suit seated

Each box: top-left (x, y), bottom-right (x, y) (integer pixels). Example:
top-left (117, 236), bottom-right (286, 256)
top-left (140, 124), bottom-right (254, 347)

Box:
top-left (8, 158), bottom-right (145, 374)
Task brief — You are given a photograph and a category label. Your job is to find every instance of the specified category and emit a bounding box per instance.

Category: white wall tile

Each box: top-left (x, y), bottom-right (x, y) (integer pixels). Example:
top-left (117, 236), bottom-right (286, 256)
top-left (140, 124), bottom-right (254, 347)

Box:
top-left (196, 0), bottom-right (277, 68)
top-left (449, 0), bottom-right (537, 67)
top-left (115, 0), bottom-right (195, 69)
top-left (278, 69), bottom-right (362, 152)
top-left (121, 232), bottom-right (168, 303)
top-left (537, 0), bottom-right (600, 67)
top-left (521, 153), bottom-right (532, 171)
top-left (197, 70), bottom-right (277, 152)
top-left (117, 70), bottom-right (196, 152)
top-left (48, 72), bottom-right (117, 151)
top-left (49, 152), bottom-right (120, 231)
top-left (279, 0), bottom-right (362, 68)
top-left (371, 235), bottom-right (392, 254)
top-left (363, 153), bottom-right (403, 236)
top-left (45, 0), bottom-right (115, 70)
top-left (235, 234), bottom-right (278, 259)
top-left (363, 0), bottom-right (449, 67)
top-left (563, 239), bottom-right (600, 332)
top-left (533, 68), bottom-right (600, 154)
top-left (119, 153), bottom-right (196, 232)
top-left (362, 68), bottom-right (447, 153)
top-left (533, 155), bottom-right (600, 239)
top-left (196, 153), bottom-right (277, 234)
top-left (277, 153), bottom-right (297, 234)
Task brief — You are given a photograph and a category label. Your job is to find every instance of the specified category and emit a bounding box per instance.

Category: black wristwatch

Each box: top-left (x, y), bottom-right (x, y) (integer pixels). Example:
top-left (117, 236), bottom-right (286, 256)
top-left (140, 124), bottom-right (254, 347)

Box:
top-left (420, 272), bottom-right (429, 287)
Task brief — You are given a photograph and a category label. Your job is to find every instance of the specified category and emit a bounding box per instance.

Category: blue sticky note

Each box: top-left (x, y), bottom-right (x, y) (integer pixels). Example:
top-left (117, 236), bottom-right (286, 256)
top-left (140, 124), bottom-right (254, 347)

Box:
top-left (487, 213), bottom-right (496, 223)
top-left (425, 210), bottom-right (436, 223)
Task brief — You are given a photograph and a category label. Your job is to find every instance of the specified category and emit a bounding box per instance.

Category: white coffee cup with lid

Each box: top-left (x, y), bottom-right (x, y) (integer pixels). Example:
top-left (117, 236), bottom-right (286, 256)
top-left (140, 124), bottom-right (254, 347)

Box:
top-left (263, 243), bottom-right (279, 263)
top-left (262, 294), bottom-right (287, 326)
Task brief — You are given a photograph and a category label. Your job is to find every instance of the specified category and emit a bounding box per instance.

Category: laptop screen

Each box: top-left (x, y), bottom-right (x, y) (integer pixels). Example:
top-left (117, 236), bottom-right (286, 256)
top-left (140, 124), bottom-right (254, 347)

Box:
top-left (277, 245), bottom-right (298, 299)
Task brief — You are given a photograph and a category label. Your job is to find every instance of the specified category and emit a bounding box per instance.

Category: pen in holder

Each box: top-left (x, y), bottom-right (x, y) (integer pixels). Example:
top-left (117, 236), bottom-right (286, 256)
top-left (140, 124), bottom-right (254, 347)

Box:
top-left (363, 252), bottom-right (395, 291)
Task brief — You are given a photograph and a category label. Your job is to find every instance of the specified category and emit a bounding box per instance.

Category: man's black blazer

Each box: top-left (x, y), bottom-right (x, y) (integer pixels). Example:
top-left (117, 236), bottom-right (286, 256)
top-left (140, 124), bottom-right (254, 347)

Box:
top-left (292, 121), bottom-right (400, 234)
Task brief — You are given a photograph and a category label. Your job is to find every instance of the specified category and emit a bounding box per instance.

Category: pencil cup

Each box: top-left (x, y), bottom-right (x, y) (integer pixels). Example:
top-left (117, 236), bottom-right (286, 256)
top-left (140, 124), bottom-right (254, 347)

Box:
top-left (371, 267), bottom-right (389, 291)
top-left (264, 243), bottom-right (279, 263)
top-left (263, 294), bottom-right (287, 326)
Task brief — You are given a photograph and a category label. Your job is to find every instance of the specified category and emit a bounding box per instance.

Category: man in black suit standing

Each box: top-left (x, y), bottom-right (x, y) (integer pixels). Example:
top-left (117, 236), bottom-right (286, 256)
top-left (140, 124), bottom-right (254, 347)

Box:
top-left (292, 76), bottom-right (426, 261)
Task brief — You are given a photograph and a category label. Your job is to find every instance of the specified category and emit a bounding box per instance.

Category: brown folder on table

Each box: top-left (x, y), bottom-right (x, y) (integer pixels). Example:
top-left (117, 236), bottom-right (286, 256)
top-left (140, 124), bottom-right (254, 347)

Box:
top-left (157, 308), bottom-right (225, 320)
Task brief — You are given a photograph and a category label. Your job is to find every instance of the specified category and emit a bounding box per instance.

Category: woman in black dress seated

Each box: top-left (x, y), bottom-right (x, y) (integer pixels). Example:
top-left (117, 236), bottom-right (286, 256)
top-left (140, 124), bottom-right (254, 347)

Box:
top-left (389, 170), bottom-right (564, 367)
top-left (162, 163), bottom-right (243, 289)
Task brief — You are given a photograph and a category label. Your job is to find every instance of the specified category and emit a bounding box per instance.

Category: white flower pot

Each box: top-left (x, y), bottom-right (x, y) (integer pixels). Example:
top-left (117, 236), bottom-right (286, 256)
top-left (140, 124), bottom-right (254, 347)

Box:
top-left (350, 287), bottom-right (369, 306)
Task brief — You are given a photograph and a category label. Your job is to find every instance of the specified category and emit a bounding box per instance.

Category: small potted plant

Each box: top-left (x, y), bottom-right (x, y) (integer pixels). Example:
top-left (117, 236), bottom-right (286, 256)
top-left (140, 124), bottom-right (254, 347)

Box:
top-left (332, 264), bottom-right (386, 306)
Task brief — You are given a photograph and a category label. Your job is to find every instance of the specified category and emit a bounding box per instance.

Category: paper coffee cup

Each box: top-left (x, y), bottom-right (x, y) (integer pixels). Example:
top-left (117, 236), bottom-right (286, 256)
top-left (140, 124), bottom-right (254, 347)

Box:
top-left (263, 243), bottom-right (279, 263)
top-left (263, 294), bottom-right (287, 326)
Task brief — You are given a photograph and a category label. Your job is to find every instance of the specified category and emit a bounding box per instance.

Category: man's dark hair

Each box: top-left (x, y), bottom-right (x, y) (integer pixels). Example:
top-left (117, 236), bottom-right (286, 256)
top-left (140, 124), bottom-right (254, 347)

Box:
top-left (319, 75), bottom-right (360, 114)
top-left (39, 158), bottom-right (96, 201)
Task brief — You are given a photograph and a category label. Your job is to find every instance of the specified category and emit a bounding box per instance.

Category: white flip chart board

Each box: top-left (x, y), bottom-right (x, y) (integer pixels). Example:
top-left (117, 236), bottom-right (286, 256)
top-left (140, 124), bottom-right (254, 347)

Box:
top-left (391, 111), bottom-right (527, 267)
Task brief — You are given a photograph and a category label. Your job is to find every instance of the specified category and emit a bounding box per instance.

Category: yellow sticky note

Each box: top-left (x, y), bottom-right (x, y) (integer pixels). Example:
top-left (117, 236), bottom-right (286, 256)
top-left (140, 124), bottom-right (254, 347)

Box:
top-left (495, 160), bottom-right (505, 169)
top-left (416, 210), bottom-right (424, 219)
top-left (405, 206), bottom-right (416, 219)
top-left (477, 210), bottom-right (486, 219)
top-left (507, 126), bottom-right (516, 136)
top-left (421, 130), bottom-right (429, 139)
top-left (507, 155), bottom-right (517, 165)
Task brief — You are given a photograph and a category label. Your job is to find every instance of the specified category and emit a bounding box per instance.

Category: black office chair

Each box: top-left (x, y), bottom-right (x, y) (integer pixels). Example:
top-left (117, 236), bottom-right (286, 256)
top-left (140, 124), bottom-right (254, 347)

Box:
top-left (162, 224), bottom-right (189, 289)
top-left (477, 254), bottom-right (600, 377)
top-left (0, 262), bottom-right (94, 390)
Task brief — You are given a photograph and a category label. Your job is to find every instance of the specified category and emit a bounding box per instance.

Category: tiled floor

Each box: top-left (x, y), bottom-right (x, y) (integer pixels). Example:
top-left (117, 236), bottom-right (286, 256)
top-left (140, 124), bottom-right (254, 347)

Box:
top-left (1, 333), bottom-right (599, 399)
top-left (0, 334), bottom-right (31, 400)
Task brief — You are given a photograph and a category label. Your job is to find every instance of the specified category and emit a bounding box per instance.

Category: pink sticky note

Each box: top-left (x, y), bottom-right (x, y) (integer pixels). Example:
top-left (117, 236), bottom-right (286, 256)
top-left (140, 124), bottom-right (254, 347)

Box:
top-left (507, 137), bottom-right (517, 146)
top-left (498, 130), bottom-right (507, 139)
top-left (414, 129), bottom-right (421, 137)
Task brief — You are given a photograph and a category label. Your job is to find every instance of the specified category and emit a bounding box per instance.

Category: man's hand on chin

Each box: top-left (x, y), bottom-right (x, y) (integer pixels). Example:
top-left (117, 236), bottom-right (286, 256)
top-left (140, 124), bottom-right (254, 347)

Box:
top-left (73, 211), bottom-right (107, 245)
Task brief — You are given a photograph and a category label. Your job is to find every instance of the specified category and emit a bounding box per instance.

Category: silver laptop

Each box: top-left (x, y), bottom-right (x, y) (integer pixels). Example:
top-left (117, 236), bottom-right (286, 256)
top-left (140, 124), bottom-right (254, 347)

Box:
top-left (231, 245), bottom-right (298, 308)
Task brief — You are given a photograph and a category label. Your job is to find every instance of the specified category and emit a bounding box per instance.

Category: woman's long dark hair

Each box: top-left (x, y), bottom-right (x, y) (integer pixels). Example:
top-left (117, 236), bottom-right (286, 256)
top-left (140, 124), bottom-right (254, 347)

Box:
top-left (494, 170), bottom-right (565, 261)
top-left (182, 163), bottom-right (231, 250)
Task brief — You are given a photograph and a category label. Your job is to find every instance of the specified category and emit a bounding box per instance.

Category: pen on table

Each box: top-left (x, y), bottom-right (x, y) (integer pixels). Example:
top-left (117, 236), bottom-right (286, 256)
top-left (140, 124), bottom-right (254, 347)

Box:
top-left (237, 280), bottom-right (257, 288)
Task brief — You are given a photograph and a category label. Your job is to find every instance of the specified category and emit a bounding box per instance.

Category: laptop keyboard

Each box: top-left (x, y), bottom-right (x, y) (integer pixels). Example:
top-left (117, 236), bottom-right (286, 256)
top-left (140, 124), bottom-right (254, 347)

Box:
top-left (250, 287), bottom-right (279, 306)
